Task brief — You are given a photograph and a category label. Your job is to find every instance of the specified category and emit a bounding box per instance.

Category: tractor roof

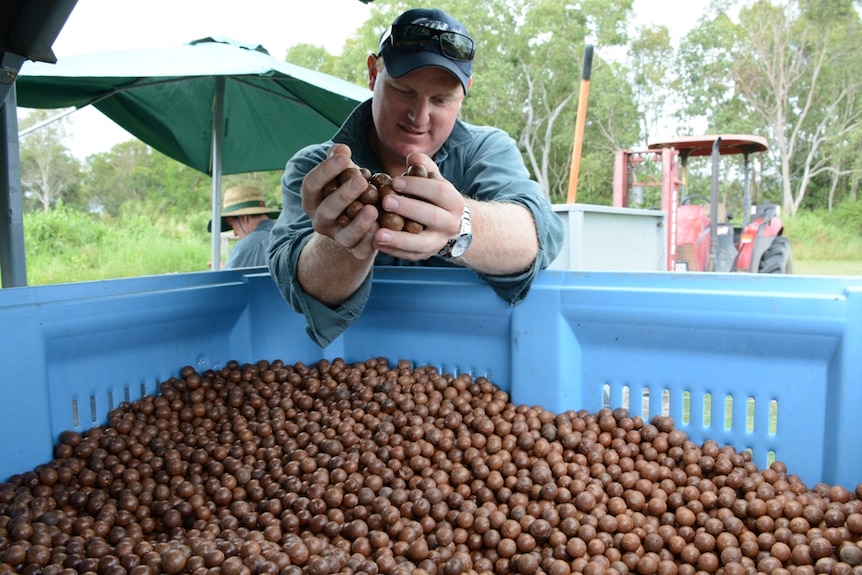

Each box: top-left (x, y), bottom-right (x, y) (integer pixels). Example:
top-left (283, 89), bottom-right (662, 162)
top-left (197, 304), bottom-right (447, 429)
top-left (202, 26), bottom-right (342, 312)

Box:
top-left (648, 134), bottom-right (768, 158)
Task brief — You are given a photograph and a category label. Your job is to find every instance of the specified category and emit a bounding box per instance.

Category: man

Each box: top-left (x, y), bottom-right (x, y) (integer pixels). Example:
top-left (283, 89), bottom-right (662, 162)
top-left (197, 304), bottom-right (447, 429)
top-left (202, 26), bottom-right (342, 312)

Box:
top-left (209, 185), bottom-right (279, 269)
top-left (268, 7), bottom-right (564, 347)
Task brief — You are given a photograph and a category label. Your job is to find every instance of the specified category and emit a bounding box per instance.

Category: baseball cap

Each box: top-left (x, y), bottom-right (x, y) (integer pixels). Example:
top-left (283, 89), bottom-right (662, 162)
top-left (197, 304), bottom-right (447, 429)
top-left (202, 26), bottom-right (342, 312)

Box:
top-left (377, 8), bottom-right (474, 93)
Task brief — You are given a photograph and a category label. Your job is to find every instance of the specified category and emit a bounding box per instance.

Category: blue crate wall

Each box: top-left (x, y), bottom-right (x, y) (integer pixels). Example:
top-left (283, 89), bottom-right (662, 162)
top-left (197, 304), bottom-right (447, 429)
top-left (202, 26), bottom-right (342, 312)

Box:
top-left (0, 272), bottom-right (261, 479)
top-left (2, 268), bottom-right (861, 490)
top-left (242, 267), bottom-right (515, 385)
top-left (512, 271), bottom-right (862, 489)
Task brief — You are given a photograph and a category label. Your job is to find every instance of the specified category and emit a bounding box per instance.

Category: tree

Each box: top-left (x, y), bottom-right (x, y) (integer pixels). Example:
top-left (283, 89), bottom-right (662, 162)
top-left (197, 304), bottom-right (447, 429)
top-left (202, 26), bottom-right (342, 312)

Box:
top-left (17, 109), bottom-right (82, 212)
top-left (507, 0), bottom-right (639, 203)
top-left (732, 0), bottom-right (862, 214)
top-left (85, 141), bottom-right (207, 219)
top-left (285, 44), bottom-right (340, 78)
top-left (83, 140), bottom-right (282, 221)
top-left (628, 25), bottom-right (675, 145)
top-left (675, 0), bottom-right (747, 133)
top-left (796, 0), bottom-right (862, 210)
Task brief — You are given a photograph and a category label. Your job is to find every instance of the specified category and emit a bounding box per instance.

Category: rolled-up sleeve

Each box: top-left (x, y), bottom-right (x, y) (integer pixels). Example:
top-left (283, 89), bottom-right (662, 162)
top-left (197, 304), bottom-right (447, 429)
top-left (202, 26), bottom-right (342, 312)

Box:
top-left (268, 146), bottom-right (374, 348)
top-left (448, 127), bottom-right (565, 305)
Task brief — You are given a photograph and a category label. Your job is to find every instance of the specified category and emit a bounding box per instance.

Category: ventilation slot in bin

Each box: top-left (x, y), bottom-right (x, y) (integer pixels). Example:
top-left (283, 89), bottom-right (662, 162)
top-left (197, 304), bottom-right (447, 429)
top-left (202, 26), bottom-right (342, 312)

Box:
top-left (602, 383), bottom-right (779, 469)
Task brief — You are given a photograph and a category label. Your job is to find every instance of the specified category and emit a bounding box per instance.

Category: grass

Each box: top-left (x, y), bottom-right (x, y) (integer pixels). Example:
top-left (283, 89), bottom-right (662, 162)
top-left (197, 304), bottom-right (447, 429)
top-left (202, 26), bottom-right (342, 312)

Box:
top-left (21, 206), bottom-right (211, 286)
top-left (782, 206), bottom-right (862, 274)
top-left (792, 260), bottom-right (862, 276)
top-left (781, 208), bottom-right (862, 276)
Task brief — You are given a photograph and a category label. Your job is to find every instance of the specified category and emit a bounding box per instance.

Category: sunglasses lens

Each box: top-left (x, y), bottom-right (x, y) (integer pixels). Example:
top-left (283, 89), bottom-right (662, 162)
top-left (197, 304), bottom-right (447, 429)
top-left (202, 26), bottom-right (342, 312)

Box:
top-left (391, 24), bottom-right (474, 61)
top-left (397, 25), bottom-right (432, 49)
top-left (440, 33), bottom-right (473, 60)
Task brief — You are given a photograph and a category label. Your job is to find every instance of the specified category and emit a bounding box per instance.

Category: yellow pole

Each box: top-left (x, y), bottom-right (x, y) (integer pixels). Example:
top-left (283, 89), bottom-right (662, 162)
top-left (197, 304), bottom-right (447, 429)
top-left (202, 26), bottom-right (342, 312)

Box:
top-left (566, 45), bottom-right (594, 204)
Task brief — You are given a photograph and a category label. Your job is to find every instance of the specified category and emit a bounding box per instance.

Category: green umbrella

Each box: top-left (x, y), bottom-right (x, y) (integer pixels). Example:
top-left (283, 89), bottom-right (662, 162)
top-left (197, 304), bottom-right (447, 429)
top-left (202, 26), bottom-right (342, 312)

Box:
top-left (16, 36), bottom-right (370, 268)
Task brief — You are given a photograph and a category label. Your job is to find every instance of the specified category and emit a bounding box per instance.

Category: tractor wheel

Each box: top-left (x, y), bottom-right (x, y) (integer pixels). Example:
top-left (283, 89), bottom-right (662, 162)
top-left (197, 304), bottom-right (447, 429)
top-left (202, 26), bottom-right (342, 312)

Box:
top-left (758, 236), bottom-right (793, 274)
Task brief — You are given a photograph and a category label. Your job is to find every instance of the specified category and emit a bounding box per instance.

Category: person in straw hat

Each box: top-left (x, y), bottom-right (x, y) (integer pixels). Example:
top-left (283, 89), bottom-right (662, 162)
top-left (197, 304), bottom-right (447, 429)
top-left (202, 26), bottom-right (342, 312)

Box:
top-left (208, 186), bottom-right (280, 269)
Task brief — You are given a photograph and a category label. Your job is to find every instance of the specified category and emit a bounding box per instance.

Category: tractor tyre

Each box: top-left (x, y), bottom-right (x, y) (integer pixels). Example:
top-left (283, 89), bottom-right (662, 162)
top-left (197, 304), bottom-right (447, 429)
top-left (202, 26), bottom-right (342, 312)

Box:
top-left (758, 236), bottom-right (793, 274)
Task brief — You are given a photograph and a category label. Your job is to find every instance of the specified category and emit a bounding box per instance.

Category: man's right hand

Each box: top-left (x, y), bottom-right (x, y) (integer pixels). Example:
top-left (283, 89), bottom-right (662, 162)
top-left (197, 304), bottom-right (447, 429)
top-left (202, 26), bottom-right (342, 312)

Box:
top-left (301, 144), bottom-right (380, 261)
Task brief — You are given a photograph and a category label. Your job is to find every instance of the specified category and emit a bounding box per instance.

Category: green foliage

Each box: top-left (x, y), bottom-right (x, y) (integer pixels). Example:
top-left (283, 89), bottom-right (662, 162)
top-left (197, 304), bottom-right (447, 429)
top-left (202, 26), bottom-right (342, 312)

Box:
top-left (800, 0), bottom-right (858, 23)
top-left (628, 24), bottom-right (674, 141)
top-left (285, 44), bottom-right (334, 76)
top-left (24, 202), bottom-right (210, 286)
top-left (830, 200), bottom-right (862, 236)
top-left (17, 109), bottom-right (83, 211)
top-left (783, 207), bottom-right (862, 261)
top-left (83, 140), bottom-right (215, 218)
top-left (25, 204), bottom-right (106, 255)
top-left (676, 7), bottom-right (742, 129)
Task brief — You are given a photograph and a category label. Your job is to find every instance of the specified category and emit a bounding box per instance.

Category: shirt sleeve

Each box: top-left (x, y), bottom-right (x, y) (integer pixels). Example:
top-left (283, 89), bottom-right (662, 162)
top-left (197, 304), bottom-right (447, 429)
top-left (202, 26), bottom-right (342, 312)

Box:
top-left (268, 145), bottom-right (374, 348)
top-left (224, 231), bottom-right (270, 270)
top-left (447, 126), bottom-right (565, 305)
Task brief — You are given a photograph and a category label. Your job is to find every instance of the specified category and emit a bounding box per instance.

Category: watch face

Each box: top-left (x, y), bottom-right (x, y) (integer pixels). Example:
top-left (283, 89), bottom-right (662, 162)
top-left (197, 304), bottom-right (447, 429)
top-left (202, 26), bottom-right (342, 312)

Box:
top-left (450, 233), bottom-right (472, 258)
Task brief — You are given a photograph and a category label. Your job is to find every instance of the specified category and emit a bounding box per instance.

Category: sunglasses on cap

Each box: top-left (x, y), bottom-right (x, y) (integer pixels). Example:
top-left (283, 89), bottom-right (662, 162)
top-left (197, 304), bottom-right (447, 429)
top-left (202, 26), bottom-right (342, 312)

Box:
top-left (381, 23), bottom-right (475, 62)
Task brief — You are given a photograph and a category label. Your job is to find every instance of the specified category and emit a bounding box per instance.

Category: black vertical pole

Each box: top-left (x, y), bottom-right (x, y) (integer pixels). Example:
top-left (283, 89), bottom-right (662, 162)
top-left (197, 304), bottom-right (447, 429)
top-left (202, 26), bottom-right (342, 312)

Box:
top-left (0, 83), bottom-right (28, 287)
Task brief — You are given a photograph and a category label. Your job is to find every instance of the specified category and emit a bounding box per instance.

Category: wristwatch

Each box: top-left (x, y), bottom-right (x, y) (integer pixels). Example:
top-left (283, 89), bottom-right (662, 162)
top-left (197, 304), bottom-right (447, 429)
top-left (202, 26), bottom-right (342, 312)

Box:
top-left (437, 203), bottom-right (472, 260)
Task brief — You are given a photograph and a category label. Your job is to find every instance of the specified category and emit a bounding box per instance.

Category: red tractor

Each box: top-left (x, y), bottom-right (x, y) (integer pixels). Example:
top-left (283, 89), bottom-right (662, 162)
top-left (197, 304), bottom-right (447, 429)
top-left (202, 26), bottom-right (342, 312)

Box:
top-left (612, 134), bottom-right (793, 274)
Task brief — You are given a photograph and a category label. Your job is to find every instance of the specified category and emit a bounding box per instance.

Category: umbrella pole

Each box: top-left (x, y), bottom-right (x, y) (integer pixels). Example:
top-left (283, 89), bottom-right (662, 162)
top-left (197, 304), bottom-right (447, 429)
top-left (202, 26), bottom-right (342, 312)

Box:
top-left (210, 77), bottom-right (225, 270)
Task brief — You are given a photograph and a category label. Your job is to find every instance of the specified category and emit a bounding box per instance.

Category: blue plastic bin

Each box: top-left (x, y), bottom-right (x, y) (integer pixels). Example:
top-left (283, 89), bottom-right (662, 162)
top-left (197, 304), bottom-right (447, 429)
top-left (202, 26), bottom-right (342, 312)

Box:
top-left (0, 268), bottom-right (860, 489)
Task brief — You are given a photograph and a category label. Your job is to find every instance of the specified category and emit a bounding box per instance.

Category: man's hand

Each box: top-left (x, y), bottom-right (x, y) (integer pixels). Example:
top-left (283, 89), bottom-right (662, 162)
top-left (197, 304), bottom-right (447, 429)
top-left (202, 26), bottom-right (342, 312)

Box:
top-left (372, 152), bottom-right (467, 261)
top-left (301, 144), bottom-right (380, 261)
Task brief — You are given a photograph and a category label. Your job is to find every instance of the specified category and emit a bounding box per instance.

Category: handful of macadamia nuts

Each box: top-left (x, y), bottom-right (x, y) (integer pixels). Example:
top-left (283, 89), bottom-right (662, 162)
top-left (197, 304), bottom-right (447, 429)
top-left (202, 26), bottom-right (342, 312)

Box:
top-left (323, 145), bottom-right (439, 233)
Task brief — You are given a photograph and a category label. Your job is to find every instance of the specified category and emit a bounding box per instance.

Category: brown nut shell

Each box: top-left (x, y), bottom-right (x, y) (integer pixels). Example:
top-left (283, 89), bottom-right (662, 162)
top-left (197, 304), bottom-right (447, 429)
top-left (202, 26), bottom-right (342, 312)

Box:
top-left (337, 167), bottom-right (363, 185)
top-left (371, 173), bottom-right (392, 188)
top-left (404, 164), bottom-right (428, 178)
top-left (322, 179), bottom-right (339, 197)
top-left (345, 201), bottom-right (365, 219)
top-left (404, 220), bottom-right (423, 234)
top-left (358, 184), bottom-right (380, 205)
top-left (379, 213), bottom-right (405, 231)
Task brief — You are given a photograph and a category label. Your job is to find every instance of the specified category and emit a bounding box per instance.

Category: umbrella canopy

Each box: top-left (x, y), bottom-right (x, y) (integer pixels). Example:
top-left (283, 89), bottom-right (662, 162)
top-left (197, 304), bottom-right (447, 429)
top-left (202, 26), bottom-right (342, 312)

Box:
top-left (15, 36), bottom-right (370, 267)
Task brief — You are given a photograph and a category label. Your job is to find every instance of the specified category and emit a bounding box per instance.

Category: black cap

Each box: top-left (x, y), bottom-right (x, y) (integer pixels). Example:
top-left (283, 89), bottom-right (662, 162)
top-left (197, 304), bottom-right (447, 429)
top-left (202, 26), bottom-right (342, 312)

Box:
top-left (378, 8), bottom-right (473, 93)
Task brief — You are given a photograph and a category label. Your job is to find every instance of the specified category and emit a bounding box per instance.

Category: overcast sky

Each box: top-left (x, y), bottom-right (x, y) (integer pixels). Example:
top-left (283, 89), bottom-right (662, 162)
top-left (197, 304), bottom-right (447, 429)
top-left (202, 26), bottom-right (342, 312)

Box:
top-left (24, 0), bottom-right (711, 159)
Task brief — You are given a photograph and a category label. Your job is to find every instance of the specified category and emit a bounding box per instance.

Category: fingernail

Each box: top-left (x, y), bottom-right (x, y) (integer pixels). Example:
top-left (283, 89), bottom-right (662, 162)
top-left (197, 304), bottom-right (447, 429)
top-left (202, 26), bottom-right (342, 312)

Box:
top-left (383, 195), bottom-right (398, 210)
top-left (359, 208), bottom-right (376, 223)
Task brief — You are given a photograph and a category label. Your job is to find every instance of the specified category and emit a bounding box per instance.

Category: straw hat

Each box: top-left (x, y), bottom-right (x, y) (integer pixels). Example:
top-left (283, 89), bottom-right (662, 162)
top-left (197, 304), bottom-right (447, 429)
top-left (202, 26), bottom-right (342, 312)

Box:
top-left (208, 186), bottom-right (280, 232)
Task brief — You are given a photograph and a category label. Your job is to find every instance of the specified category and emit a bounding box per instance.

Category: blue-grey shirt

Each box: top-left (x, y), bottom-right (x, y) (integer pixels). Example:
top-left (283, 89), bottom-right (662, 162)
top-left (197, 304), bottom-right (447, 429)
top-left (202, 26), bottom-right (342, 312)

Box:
top-left (224, 218), bottom-right (275, 269)
top-left (269, 99), bottom-right (564, 347)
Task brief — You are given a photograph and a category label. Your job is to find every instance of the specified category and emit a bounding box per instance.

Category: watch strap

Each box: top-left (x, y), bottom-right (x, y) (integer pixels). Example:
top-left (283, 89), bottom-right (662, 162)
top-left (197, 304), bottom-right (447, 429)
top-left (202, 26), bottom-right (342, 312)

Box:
top-left (437, 203), bottom-right (472, 260)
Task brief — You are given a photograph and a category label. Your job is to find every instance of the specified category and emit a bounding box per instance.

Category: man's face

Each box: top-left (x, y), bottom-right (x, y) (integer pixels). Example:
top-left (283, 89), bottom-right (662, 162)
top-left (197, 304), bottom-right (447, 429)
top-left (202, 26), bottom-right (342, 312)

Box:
top-left (368, 58), bottom-right (465, 172)
top-left (226, 216), bottom-right (248, 239)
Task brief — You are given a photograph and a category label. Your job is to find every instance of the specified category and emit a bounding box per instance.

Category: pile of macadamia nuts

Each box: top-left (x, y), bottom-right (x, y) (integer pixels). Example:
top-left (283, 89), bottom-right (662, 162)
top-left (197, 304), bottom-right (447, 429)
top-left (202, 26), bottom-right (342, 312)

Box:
top-left (1, 357), bottom-right (861, 575)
